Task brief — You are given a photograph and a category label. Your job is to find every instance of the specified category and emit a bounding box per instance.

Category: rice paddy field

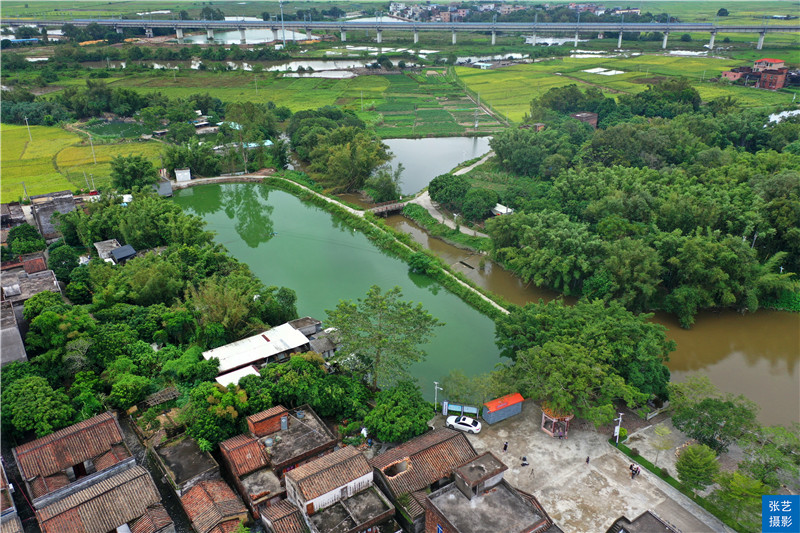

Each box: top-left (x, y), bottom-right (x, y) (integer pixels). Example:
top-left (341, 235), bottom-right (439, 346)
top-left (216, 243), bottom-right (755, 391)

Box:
top-left (456, 53), bottom-right (799, 122)
top-left (0, 124), bottom-right (163, 201)
top-left (54, 70), bottom-right (506, 138)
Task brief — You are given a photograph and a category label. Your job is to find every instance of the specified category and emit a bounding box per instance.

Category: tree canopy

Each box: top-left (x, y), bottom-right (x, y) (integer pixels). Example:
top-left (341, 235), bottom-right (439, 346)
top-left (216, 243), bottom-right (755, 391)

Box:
top-left (326, 285), bottom-right (443, 388)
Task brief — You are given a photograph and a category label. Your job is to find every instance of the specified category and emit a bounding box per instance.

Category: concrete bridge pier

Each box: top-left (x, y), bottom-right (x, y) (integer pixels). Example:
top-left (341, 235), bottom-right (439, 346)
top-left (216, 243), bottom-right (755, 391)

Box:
top-left (491, 30), bottom-right (496, 45)
top-left (175, 27), bottom-right (184, 40)
top-left (376, 29), bottom-right (382, 43)
top-left (452, 30), bottom-right (457, 45)
top-left (617, 32), bottom-right (623, 48)
top-left (206, 28), bottom-right (214, 40)
top-left (306, 27), bottom-right (311, 40)
top-left (574, 31), bottom-right (579, 47)
top-left (662, 31), bottom-right (669, 49)
top-left (239, 28), bottom-right (246, 44)
top-left (757, 31), bottom-right (765, 49)
top-left (708, 30), bottom-right (716, 50)
top-left (116, 27), bottom-right (124, 34)
top-left (414, 30), bottom-right (419, 44)
top-left (340, 30), bottom-right (346, 42)
top-left (597, 32), bottom-right (604, 39)
top-left (145, 27), bottom-right (154, 38)
top-left (531, 32), bottom-right (536, 45)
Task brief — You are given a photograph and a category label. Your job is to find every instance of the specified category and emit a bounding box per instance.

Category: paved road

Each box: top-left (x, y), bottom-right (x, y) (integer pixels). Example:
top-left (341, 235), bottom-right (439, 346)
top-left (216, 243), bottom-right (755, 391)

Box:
top-left (431, 401), bottom-right (734, 533)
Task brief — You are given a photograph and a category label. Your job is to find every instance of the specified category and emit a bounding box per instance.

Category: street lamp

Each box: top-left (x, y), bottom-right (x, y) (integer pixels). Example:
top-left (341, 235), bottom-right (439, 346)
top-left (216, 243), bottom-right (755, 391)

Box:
top-left (613, 412), bottom-right (624, 446)
top-left (434, 381), bottom-right (443, 410)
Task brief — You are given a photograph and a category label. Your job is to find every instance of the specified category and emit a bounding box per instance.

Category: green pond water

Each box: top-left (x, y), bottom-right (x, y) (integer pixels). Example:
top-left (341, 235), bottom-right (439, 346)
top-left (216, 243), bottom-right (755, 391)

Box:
top-left (174, 183), bottom-right (501, 397)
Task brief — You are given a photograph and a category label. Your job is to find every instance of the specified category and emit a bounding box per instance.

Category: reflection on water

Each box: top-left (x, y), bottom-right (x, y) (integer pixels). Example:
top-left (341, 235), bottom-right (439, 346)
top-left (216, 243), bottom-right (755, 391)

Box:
top-left (384, 137), bottom-right (492, 194)
top-left (385, 214), bottom-right (800, 426)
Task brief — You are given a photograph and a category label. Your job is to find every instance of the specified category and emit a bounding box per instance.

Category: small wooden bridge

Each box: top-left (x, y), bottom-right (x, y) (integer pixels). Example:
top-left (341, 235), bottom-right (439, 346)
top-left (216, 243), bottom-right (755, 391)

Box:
top-left (369, 200), bottom-right (410, 216)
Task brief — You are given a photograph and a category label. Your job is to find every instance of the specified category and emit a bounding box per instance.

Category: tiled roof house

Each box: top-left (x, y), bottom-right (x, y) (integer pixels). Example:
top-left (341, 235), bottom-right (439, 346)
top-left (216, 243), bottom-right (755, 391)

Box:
top-left (285, 446), bottom-right (397, 533)
top-left (260, 500), bottom-right (308, 533)
top-left (13, 411), bottom-right (130, 500)
top-left (181, 479), bottom-right (248, 533)
top-left (370, 428), bottom-right (477, 533)
top-left (34, 465), bottom-right (166, 533)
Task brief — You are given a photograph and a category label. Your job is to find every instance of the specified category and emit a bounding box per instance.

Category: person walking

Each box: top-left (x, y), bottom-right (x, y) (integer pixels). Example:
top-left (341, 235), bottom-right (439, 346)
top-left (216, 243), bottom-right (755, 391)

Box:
top-left (586, 456), bottom-right (590, 465)
top-left (503, 441), bottom-right (508, 453)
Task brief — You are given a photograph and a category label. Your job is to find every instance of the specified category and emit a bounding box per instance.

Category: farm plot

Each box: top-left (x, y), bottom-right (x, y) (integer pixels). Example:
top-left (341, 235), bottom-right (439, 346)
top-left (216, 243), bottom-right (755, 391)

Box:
top-left (56, 142), bottom-right (164, 191)
top-left (1, 125), bottom-right (78, 201)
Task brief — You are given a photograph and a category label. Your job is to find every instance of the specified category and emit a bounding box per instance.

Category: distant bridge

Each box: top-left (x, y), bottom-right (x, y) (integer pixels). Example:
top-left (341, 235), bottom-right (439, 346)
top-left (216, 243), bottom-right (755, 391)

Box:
top-left (3, 18), bottom-right (798, 49)
top-left (369, 200), bottom-right (410, 216)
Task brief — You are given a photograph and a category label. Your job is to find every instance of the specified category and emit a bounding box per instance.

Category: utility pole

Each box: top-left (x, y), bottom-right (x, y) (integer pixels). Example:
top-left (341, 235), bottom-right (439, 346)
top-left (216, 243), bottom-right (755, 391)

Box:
top-left (83, 170), bottom-right (90, 189)
top-left (89, 135), bottom-right (97, 164)
top-left (24, 116), bottom-right (32, 141)
top-left (90, 174), bottom-right (96, 190)
top-left (21, 181), bottom-right (30, 203)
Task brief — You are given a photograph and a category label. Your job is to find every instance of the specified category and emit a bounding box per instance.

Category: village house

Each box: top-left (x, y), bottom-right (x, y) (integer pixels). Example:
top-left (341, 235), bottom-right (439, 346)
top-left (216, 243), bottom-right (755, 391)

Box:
top-left (93, 238), bottom-right (122, 262)
top-left (370, 428), bottom-right (478, 533)
top-left (151, 434), bottom-right (220, 496)
top-left (757, 68), bottom-right (788, 90)
top-left (570, 111), bottom-right (599, 129)
top-left (423, 452), bottom-right (561, 533)
top-left (29, 190), bottom-right (76, 242)
top-left (284, 446), bottom-right (399, 533)
top-left (218, 405), bottom-right (337, 518)
top-left (202, 323), bottom-right (312, 375)
top-left (0, 203), bottom-right (26, 230)
top-left (12, 412), bottom-right (173, 533)
top-left (1, 268), bottom-right (60, 315)
top-left (1, 302), bottom-right (26, 367)
top-left (1, 464), bottom-right (24, 533)
top-left (606, 510), bottom-right (680, 532)
top-left (181, 479), bottom-right (249, 533)
top-left (753, 58), bottom-right (786, 71)
top-left (260, 499), bottom-right (307, 533)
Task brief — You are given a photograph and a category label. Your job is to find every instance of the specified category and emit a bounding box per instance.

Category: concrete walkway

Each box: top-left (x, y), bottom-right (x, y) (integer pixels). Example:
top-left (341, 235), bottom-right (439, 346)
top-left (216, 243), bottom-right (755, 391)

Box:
top-left (432, 402), bottom-right (734, 533)
top-left (453, 150), bottom-right (494, 176)
top-left (408, 191), bottom-right (489, 238)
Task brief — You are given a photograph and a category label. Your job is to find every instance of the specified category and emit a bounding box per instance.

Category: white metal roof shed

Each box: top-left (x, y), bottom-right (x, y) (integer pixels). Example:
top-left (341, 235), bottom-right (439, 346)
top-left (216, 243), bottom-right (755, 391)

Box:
top-left (202, 323), bottom-right (310, 373)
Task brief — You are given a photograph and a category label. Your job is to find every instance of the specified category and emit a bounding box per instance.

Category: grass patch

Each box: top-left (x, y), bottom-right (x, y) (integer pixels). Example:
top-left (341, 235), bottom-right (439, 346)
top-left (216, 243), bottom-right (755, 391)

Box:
top-left (612, 439), bottom-right (753, 533)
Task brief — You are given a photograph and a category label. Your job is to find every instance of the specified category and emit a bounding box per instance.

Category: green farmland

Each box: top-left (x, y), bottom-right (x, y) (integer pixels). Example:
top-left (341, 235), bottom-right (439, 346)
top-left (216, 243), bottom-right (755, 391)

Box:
top-left (456, 54), bottom-right (798, 122)
top-left (0, 124), bottom-right (163, 201)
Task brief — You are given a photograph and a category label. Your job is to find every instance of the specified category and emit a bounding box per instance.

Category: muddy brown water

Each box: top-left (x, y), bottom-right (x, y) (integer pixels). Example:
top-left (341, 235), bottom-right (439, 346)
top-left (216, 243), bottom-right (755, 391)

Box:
top-left (385, 215), bottom-right (800, 427)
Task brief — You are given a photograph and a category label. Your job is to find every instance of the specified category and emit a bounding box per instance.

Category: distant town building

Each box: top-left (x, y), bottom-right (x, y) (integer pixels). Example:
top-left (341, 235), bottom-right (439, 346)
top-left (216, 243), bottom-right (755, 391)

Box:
top-left (758, 68), bottom-right (788, 90)
top-left (721, 58), bottom-right (787, 90)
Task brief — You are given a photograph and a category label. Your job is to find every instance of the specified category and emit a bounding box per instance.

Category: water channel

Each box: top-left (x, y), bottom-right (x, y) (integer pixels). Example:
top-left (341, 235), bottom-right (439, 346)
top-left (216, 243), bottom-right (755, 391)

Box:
top-left (175, 182), bottom-right (799, 427)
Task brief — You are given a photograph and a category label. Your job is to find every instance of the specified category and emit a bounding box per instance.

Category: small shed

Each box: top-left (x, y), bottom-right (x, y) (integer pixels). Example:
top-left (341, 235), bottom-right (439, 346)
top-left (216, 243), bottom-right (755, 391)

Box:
top-left (110, 245), bottom-right (137, 264)
top-left (482, 393), bottom-right (524, 425)
top-left (491, 203), bottom-right (514, 216)
top-left (473, 62), bottom-right (493, 70)
top-left (175, 168), bottom-right (192, 182)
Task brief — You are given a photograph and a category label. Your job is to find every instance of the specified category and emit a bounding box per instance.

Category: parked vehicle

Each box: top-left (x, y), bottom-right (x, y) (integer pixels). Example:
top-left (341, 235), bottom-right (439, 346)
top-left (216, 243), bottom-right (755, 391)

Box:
top-left (446, 415), bottom-right (482, 434)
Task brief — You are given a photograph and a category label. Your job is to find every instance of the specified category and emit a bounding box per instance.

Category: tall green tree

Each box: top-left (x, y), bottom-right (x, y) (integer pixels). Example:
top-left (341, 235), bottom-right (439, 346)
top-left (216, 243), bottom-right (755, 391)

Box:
top-left (676, 444), bottom-right (719, 496)
top-left (1, 376), bottom-right (75, 438)
top-left (110, 154), bottom-right (158, 191)
top-left (48, 245), bottom-right (79, 283)
top-left (326, 285), bottom-right (443, 388)
top-left (364, 381), bottom-right (430, 442)
top-left (673, 397), bottom-right (758, 454)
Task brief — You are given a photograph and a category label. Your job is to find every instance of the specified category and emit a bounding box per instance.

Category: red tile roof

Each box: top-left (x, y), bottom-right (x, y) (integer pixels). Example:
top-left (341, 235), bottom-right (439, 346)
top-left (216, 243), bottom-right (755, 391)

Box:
top-left (129, 504), bottom-right (173, 533)
top-left (370, 428), bottom-right (477, 498)
top-left (484, 393), bottom-right (524, 413)
top-left (220, 434), bottom-right (269, 478)
top-left (247, 406), bottom-right (288, 424)
top-left (286, 446), bottom-right (371, 501)
top-left (181, 479), bottom-right (247, 533)
top-left (261, 500), bottom-right (307, 533)
top-left (756, 58), bottom-right (783, 62)
top-left (14, 412), bottom-right (127, 488)
top-left (36, 465), bottom-right (161, 533)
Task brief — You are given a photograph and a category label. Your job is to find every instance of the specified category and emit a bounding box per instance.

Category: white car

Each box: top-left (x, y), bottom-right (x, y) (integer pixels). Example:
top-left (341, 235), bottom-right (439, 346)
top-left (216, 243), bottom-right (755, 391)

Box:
top-left (446, 415), bottom-right (482, 434)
